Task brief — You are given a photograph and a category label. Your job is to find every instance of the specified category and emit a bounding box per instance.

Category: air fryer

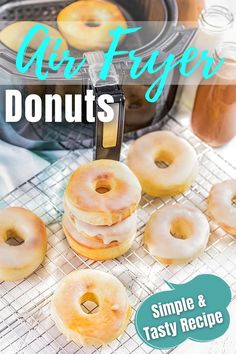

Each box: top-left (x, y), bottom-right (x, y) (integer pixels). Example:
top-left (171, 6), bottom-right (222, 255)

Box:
top-left (0, 0), bottom-right (196, 158)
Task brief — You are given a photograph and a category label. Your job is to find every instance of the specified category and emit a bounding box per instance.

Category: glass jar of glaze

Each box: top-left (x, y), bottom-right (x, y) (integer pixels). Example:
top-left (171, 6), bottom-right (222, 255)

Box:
top-left (180, 5), bottom-right (234, 110)
top-left (191, 42), bottom-right (236, 147)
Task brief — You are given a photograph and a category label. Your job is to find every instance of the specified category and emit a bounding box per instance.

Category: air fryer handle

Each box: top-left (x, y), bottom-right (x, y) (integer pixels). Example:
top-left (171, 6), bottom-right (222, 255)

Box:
top-left (93, 85), bottom-right (125, 161)
top-left (85, 51), bottom-right (125, 161)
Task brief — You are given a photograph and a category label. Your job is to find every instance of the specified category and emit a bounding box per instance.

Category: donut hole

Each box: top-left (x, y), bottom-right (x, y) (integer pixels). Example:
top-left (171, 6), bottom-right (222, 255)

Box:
top-left (232, 195), bottom-right (236, 207)
top-left (80, 292), bottom-right (99, 314)
top-left (170, 219), bottom-right (193, 240)
top-left (127, 97), bottom-right (143, 110)
top-left (95, 179), bottom-right (112, 194)
top-left (155, 150), bottom-right (174, 169)
top-left (85, 21), bottom-right (101, 28)
top-left (5, 230), bottom-right (24, 246)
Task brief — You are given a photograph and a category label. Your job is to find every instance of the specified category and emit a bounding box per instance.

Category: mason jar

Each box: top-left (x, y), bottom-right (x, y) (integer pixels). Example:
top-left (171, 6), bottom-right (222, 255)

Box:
top-left (191, 42), bottom-right (236, 147)
top-left (180, 5), bottom-right (234, 110)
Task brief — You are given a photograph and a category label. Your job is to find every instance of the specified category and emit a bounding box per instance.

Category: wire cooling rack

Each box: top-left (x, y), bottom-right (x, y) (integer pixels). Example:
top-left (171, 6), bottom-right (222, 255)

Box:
top-left (1, 117), bottom-right (236, 354)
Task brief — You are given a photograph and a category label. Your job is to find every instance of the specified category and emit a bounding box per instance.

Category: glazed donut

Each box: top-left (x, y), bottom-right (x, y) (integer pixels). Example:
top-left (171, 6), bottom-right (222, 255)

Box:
top-left (0, 207), bottom-right (47, 281)
top-left (127, 131), bottom-right (198, 197)
top-left (51, 269), bottom-right (132, 346)
top-left (57, 0), bottom-right (127, 50)
top-left (0, 21), bottom-right (68, 60)
top-left (62, 212), bottom-right (136, 260)
top-left (123, 85), bottom-right (156, 132)
top-left (144, 204), bottom-right (210, 264)
top-left (208, 179), bottom-right (236, 236)
top-left (64, 159), bottom-right (141, 226)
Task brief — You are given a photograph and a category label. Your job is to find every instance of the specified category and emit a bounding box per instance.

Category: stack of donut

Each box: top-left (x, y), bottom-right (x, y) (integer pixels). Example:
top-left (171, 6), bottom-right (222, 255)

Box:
top-left (63, 159), bottom-right (141, 260)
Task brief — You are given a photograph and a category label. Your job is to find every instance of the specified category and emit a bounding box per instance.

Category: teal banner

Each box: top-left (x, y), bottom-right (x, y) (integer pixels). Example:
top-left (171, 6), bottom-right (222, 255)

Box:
top-left (135, 274), bottom-right (231, 350)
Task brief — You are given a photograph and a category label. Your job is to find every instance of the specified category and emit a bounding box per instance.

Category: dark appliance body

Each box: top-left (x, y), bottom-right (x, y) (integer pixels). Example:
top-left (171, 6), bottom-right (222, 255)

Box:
top-left (0, 0), bottom-right (195, 151)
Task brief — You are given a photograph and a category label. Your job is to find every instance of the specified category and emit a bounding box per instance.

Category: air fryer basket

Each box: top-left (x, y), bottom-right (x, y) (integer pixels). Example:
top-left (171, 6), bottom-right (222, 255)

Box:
top-left (0, 0), bottom-right (195, 150)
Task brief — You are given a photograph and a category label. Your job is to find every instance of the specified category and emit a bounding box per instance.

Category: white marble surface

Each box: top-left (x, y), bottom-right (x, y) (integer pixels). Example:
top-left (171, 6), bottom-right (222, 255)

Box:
top-left (0, 141), bottom-right (49, 199)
